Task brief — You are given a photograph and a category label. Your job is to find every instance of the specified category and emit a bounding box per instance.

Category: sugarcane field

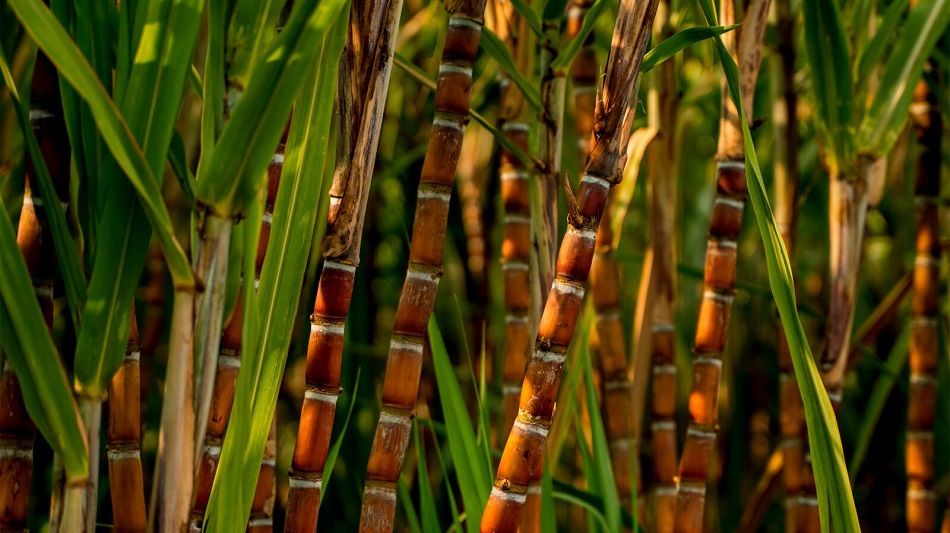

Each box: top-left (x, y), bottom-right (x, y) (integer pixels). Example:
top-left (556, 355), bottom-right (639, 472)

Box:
top-left (0, 0), bottom-right (948, 531)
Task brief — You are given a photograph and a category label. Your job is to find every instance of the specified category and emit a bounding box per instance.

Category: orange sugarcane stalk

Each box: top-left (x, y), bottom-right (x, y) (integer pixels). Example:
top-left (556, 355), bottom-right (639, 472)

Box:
top-left (674, 1), bottom-right (769, 530)
top-left (0, 50), bottom-right (70, 533)
top-left (107, 312), bottom-right (147, 533)
top-left (285, 1), bottom-right (404, 530)
top-left (190, 148), bottom-right (284, 533)
top-left (771, 0), bottom-right (804, 529)
top-left (570, 0), bottom-right (643, 520)
top-left (905, 71), bottom-right (942, 533)
top-left (645, 1), bottom-right (678, 529)
top-left (481, 0), bottom-right (658, 529)
top-left (496, 2), bottom-right (535, 443)
top-left (356, 1), bottom-right (486, 530)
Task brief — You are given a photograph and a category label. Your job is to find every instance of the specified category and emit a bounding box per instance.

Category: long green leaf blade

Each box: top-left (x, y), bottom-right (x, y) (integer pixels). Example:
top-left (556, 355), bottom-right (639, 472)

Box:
top-left (204, 4), bottom-right (348, 527)
top-left (856, 0), bottom-right (948, 156)
top-left (801, 0), bottom-right (855, 177)
top-left (0, 49), bottom-right (86, 331)
top-left (697, 0), bottom-right (861, 530)
top-left (480, 27), bottom-right (543, 113)
top-left (429, 317), bottom-right (492, 533)
top-left (640, 25), bottom-right (738, 73)
top-left (0, 201), bottom-right (87, 482)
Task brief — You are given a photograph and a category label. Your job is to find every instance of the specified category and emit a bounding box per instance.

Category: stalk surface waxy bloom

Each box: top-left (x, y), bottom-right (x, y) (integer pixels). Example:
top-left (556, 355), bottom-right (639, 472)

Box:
top-left (906, 72), bottom-right (942, 533)
top-left (107, 313), bottom-right (147, 532)
top-left (645, 2), bottom-right (679, 529)
top-left (0, 51), bottom-right (70, 532)
top-left (285, 0), bottom-right (405, 529)
top-left (356, 1), bottom-right (486, 530)
top-left (674, 1), bottom-right (769, 530)
top-left (191, 148), bottom-right (284, 532)
top-left (480, 0), bottom-right (658, 529)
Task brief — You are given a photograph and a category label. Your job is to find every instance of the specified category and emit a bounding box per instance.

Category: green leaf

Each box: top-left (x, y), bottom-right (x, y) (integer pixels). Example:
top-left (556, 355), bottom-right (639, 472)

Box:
top-left (429, 317), bottom-right (493, 533)
top-left (856, 0), bottom-right (948, 156)
top-left (0, 201), bottom-right (87, 483)
top-left (480, 27), bottom-right (543, 113)
top-left (854, 0), bottom-right (908, 86)
top-left (195, 0), bottom-right (345, 219)
top-left (641, 25), bottom-right (739, 73)
top-left (697, 0), bottom-right (860, 531)
top-left (415, 422), bottom-right (442, 533)
top-left (398, 477), bottom-right (424, 533)
top-left (321, 368), bottom-right (362, 503)
top-left (6, 0), bottom-right (193, 286)
top-left (201, 0), bottom-right (228, 156)
top-left (168, 129), bottom-right (196, 208)
top-left (849, 325), bottom-right (909, 482)
top-left (511, 0), bottom-right (544, 36)
top-left (801, 0), bottom-right (855, 177)
top-left (550, 0), bottom-right (611, 74)
top-left (204, 4), bottom-right (348, 527)
top-left (541, 0), bottom-right (569, 22)
top-left (582, 347), bottom-right (621, 532)
top-left (0, 48), bottom-right (86, 332)
top-left (540, 460), bottom-right (556, 533)
top-left (225, 0), bottom-right (285, 91)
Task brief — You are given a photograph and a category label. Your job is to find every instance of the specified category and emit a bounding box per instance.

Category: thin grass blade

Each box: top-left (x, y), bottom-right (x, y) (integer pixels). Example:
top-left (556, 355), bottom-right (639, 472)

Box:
top-left (0, 201), bottom-right (87, 482)
top-left (640, 25), bottom-right (738, 73)
top-left (480, 27), bottom-right (543, 112)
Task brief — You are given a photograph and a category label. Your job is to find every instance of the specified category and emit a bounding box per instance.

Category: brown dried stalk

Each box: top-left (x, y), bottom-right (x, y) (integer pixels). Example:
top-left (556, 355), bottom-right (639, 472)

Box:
top-left (674, 1), bottom-right (769, 530)
top-left (480, 0), bottom-right (658, 528)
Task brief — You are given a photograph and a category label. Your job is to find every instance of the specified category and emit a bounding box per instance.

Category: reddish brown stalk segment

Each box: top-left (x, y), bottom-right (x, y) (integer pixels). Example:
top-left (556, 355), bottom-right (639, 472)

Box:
top-left (247, 420), bottom-right (278, 533)
top-left (646, 2), bottom-right (679, 529)
top-left (107, 313), bottom-right (147, 532)
top-left (905, 75), bottom-right (942, 533)
top-left (570, 0), bottom-right (641, 520)
top-left (771, 0), bottom-right (803, 528)
top-left (0, 51), bottom-right (69, 533)
top-left (356, 2), bottom-right (486, 531)
top-left (674, 1), bottom-right (768, 530)
top-left (481, 0), bottom-right (657, 529)
top-left (191, 150), bottom-right (284, 533)
top-left (286, 1), bottom-right (404, 530)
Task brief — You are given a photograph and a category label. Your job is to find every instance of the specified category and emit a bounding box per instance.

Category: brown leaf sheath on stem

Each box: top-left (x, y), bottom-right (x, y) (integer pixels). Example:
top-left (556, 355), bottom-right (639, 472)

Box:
top-left (191, 145), bottom-right (285, 533)
top-left (356, 0), bottom-right (486, 530)
top-left (674, 1), bottom-right (769, 531)
top-left (0, 50), bottom-right (71, 533)
top-left (107, 312), bottom-right (147, 533)
top-left (285, 0), bottom-right (405, 530)
top-left (770, 0), bottom-right (804, 528)
top-left (644, 0), bottom-right (679, 529)
top-left (905, 70), bottom-right (942, 533)
top-left (480, 0), bottom-right (658, 529)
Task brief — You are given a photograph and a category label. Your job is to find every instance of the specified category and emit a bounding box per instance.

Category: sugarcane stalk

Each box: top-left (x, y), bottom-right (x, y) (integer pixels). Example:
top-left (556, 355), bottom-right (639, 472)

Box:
top-left (905, 69), bottom-right (942, 533)
top-left (674, 1), bottom-right (769, 530)
top-left (644, 1), bottom-right (679, 529)
top-left (495, 0), bottom-right (535, 448)
top-left (1, 50), bottom-right (70, 533)
top-left (770, 0), bottom-right (803, 529)
top-left (247, 419), bottom-right (278, 532)
top-left (356, 1), bottom-right (486, 530)
top-left (481, 0), bottom-right (658, 529)
top-left (536, 19), bottom-right (565, 300)
top-left (284, 1), bottom-right (405, 530)
top-left (107, 312), bottom-right (147, 532)
top-left (191, 147), bottom-right (285, 533)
